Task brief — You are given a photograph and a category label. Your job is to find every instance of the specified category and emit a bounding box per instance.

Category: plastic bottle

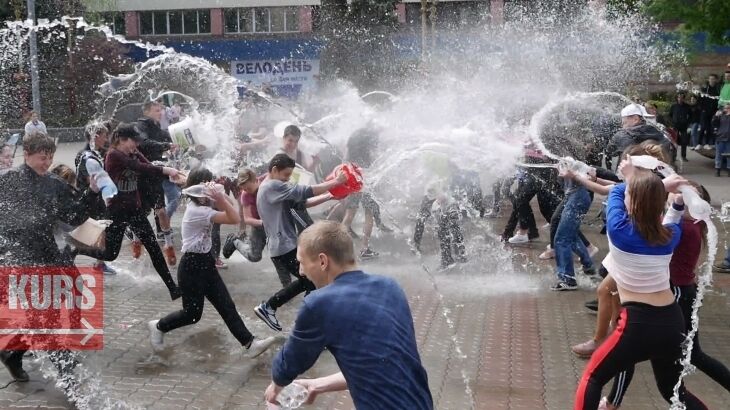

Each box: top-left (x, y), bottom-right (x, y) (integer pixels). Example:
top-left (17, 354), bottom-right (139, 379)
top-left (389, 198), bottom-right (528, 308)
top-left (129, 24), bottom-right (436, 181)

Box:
top-left (181, 183), bottom-right (224, 198)
top-left (85, 159), bottom-right (118, 201)
top-left (276, 383), bottom-right (309, 409)
top-left (558, 156), bottom-right (592, 176)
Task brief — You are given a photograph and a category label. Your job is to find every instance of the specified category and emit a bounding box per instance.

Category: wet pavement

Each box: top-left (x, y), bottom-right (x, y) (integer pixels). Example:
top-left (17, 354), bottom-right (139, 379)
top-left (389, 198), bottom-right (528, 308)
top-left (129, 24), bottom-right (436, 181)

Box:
top-left (1, 144), bottom-right (729, 409)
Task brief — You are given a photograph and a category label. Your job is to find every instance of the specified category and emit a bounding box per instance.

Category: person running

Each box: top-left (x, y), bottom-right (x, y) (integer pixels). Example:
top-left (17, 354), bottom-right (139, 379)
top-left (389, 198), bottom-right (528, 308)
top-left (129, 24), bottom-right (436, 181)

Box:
top-left (148, 167), bottom-right (277, 357)
top-left (0, 132), bottom-right (98, 398)
top-left (598, 181), bottom-right (729, 409)
top-left (137, 100), bottom-right (178, 265)
top-left (77, 123), bottom-right (181, 300)
top-left (574, 162), bottom-right (706, 409)
top-left (264, 221), bottom-right (433, 409)
top-left (222, 168), bottom-right (267, 262)
top-left (74, 120), bottom-right (116, 275)
top-left (253, 154), bottom-right (347, 332)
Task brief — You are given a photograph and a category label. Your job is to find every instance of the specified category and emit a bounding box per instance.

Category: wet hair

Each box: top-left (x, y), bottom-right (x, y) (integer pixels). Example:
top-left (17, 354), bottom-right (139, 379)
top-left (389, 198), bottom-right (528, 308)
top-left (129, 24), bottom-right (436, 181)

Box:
top-left (268, 153), bottom-right (296, 172)
top-left (236, 168), bottom-right (257, 186)
top-left (110, 123), bottom-right (139, 146)
top-left (685, 180), bottom-right (710, 249)
top-left (185, 167), bottom-right (214, 206)
top-left (23, 132), bottom-right (56, 155)
top-left (709, 74), bottom-right (718, 79)
top-left (84, 120), bottom-right (110, 142)
top-left (142, 100), bottom-right (162, 113)
top-left (627, 169), bottom-right (672, 245)
top-left (623, 142), bottom-right (668, 163)
top-left (298, 221), bottom-right (355, 266)
top-left (283, 125), bottom-right (301, 140)
top-left (51, 164), bottom-right (77, 187)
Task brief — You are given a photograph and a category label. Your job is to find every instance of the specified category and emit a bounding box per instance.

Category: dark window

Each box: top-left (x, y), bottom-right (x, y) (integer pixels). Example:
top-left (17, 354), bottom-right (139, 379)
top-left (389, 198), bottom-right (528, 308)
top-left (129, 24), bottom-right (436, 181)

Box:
top-left (240, 8), bottom-right (253, 32)
top-left (183, 10), bottom-right (198, 34)
top-left (225, 9), bottom-right (238, 33)
top-left (254, 8), bottom-right (269, 32)
top-left (139, 11), bottom-right (153, 35)
top-left (153, 11), bottom-right (167, 35)
top-left (113, 13), bottom-right (126, 35)
top-left (168, 11), bottom-right (183, 34)
top-left (199, 10), bottom-right (210, 33)
top-left (285, 7), bottom-right (298, 32)
top-left (270, 8), bottom-right (285, 32)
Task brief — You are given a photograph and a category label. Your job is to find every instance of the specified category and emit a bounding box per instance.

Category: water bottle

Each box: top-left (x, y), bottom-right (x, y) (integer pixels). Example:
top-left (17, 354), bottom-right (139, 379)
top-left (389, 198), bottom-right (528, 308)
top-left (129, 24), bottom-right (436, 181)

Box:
top-left (85, 159), bottom-right (118, 201)
top-left (182, 183), bottom-right (224, 198)
top-left (558, 156), bottom-right (592, 176)
top-left (678, 185), bottom-right (711, 221)
top-left (276, 383), bottom-right (309, 409)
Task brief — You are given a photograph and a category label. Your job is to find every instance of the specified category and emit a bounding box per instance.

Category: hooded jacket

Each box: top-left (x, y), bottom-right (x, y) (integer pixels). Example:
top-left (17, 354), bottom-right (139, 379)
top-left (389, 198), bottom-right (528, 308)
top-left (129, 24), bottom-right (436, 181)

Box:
top-left (0, 164), bottom-right (96, 267)
top-left (607, 123), bottom-right (671, 158)
top-left (136, 117), bottom-right (172, 163)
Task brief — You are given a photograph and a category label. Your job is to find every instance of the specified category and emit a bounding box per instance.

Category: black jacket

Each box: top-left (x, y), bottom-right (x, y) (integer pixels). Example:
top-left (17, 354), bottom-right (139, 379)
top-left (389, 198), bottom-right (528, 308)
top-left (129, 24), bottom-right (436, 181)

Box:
top-left (712, 113), bottom-right (730, 142)
top-left (0, 164), bottom-right (96, 266)
top-left (700, 83), bottom-right (721, 113)
top-left (74, 144), bottom-right (108, 219)
top-left (607, 123), bottom-right (671, 158)
top-left (136, 117), bottom-right (172, 163)
top-left (669, 102), bottom-right (692, 127)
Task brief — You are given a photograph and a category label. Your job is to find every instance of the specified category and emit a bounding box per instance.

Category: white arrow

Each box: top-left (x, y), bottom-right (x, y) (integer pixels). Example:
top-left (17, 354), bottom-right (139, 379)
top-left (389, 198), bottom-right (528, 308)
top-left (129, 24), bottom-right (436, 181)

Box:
top-left (0, 318), bottom-right (103, 346)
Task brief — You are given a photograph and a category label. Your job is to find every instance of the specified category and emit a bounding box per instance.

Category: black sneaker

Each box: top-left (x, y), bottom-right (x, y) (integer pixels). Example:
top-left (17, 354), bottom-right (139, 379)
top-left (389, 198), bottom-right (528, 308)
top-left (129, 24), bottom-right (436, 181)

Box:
top-left (222, 233), bottom-right (238, 259)
top-left (582, 267), bottom-right (598, 276)
top-left (156, 231), bottom-right (164, 241)
top-left (254, 302), bottom-right (282, 332)
top-left (713, 264), bottom-right (730, 274)
top-left (0, 351), bottom-right (29, 382)
top-left (360, 248), bottom-right (379, 259)
top-left (550, 281), bottom-right (578, 291)
top-left (584, 299), bottom-right (599, 312)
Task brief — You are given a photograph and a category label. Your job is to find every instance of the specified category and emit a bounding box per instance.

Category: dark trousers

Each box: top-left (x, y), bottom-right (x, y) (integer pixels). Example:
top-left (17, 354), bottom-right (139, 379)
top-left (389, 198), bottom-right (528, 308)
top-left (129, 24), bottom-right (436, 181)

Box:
top-left (503, 172), bottom-right (562, 238)
top-left (79, 207), bottom-right (177, 293)
top-left (676, 124), bottom-right (690, 158)
top-left (700, 110), bottom-right (716, 145)
top-left (413, 197), bottom-right (466, 265)
top-left (267, 248), bottom-right (315, 310)
top-left (575, 302), bottom-right (706, 409)
top-left (606, 285), bottom-right (730, 406)
top-left (157, 252), bottom-right (253, 346)
top-left (211, 223), bottom-right (221, 258)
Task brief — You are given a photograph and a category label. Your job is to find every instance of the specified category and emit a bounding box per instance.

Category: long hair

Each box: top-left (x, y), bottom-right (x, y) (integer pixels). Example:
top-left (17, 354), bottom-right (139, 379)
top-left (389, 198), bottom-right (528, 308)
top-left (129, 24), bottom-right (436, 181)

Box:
top-left (627, 169), bottom-right (672, 245)
top-left (185, 166), bottom-right (214, 206)
top-left (686, 180), bottom-right (711, 249)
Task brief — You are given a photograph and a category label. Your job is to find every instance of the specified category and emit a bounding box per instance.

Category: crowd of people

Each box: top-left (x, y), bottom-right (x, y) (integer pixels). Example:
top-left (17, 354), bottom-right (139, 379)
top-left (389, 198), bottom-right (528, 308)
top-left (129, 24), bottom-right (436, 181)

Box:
top-left (0, 76), bottom-right (729, 408)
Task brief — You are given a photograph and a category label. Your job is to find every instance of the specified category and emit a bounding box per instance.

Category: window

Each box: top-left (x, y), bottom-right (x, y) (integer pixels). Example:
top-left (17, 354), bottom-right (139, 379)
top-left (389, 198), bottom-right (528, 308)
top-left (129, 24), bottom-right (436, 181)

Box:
top-left (138, 10), bottom-right (211, 35)
top-left (100, 12), bottom-right (126, 35)
top-left (225, 7), bottom-right (299, 33)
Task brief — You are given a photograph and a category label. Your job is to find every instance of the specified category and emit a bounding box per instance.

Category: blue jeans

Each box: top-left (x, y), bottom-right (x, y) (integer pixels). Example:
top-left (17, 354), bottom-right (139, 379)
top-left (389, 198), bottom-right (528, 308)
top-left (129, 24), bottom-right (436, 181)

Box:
top-left (715, 141), bottom-right (730, 169)
top-left (722, 247), bottom-right (730, 268)
top-left (163, 179), bottom-right (182, 217)
top-left (554, 187), bottom-right (593, 284)
top-left (690, 123), bottom-right (700, 147)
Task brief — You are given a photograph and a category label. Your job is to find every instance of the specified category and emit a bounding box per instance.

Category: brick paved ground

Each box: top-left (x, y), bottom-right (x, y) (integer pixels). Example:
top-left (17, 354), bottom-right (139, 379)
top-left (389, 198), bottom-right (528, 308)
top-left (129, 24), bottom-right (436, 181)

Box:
top-left (1, 145), bottom-right (729, 409)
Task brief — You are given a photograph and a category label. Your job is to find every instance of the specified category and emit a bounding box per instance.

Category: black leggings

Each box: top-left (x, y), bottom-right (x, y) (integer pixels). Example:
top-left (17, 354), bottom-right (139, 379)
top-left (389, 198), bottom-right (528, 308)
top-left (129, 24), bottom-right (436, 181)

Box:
top-left (575, 302), bottom-right (706, 409)
top-left (157, 252), bottom-right (253, 346)
top-left (503, 171), bottom-right (561, 238)
top-left (267, 248), bottom-right (315, 310)
top-left (79, 207), bottom-right (177, 294)
top-left (606, 285), bottom-right (730, 406)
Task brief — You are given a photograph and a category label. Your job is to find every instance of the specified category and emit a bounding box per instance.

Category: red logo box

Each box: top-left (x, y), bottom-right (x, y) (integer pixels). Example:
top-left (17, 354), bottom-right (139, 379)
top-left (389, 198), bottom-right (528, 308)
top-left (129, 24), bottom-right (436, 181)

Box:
top-left (0, 266), bottom-right (103, 350)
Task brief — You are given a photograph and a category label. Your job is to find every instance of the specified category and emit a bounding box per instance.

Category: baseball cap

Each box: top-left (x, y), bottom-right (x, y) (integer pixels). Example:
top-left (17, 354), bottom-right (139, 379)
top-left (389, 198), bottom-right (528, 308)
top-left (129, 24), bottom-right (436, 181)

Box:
top-left (620, 103), bottom-right (655, 118)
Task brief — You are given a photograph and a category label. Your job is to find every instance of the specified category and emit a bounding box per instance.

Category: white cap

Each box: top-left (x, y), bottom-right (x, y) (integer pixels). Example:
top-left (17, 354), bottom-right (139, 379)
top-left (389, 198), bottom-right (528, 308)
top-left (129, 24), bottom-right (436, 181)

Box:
top-left (620, 103), bottom-right (655, 118)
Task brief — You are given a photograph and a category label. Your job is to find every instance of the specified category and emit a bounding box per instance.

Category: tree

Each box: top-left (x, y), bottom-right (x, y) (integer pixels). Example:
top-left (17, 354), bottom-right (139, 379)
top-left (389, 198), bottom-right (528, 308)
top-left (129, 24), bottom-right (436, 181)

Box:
top-left (607, 0), bottom-right (730, 46)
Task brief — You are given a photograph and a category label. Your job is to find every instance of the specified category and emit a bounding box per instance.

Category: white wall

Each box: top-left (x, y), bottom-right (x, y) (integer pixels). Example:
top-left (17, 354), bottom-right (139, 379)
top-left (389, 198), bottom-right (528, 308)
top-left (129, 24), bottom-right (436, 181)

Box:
top-left (85, 0), bottom-right (321, 12)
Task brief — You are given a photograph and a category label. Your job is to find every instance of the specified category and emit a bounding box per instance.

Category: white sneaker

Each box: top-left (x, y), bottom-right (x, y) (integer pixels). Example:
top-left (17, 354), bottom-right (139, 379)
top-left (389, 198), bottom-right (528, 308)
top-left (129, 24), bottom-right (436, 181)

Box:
top-left (704, 144), bottom-right (712, 150)
top-left (148, 320), bottom-right (164, 352)
top-left (693, 144), bottom-right (701, 150)
top-left (587, 244), bottom-right (600, 258)
top-left (245, 336), bottom-right (279, 358)
top-left (508, 233), bottom-right (529, 244)
top-left (538, 245), bottom-right (555, 260)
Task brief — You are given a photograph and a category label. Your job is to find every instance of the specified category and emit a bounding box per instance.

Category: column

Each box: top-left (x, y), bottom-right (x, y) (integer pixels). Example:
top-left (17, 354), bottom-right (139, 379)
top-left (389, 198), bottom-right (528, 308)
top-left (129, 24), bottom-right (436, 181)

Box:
top-left (211, 8), bottom-right (224, 36)
top-left (490, 0), bottom-right (504, 24)
top-left (298, 6), bottom-right (313, 32)
top-left (124, 11), bottom-right (139, 38)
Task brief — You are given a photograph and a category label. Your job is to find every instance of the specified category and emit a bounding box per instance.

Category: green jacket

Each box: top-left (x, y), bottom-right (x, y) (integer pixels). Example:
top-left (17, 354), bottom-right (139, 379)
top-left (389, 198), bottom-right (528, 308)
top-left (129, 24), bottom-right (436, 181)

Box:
top-left (719, 83), bottom-right (730, 108)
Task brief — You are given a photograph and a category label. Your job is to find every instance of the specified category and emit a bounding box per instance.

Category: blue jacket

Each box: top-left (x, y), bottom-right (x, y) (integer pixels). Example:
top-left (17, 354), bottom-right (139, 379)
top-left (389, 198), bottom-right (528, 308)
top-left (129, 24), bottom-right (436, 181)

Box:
top-left (272, 270), bottom-right (433, 410)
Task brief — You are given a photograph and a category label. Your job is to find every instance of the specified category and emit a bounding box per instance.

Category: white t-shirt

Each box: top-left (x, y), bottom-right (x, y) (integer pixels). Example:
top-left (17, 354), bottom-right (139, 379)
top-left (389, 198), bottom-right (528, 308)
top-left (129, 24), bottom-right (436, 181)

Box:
top-left (181, 202), bottom-right (218, 254)
top-left (24, 120), bottom-right (47, 136)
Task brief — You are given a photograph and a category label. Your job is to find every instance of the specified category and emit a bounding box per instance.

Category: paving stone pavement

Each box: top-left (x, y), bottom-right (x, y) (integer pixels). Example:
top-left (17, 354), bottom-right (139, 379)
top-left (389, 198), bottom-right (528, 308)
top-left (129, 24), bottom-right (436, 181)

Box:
top-left (1, 145), bottom-right (729, 409)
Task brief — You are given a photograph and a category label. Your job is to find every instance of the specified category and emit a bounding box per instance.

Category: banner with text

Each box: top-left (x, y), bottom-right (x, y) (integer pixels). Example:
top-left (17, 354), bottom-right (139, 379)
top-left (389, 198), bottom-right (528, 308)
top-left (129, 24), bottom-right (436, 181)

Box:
top-left (231, 58), bottom-right (320, 98)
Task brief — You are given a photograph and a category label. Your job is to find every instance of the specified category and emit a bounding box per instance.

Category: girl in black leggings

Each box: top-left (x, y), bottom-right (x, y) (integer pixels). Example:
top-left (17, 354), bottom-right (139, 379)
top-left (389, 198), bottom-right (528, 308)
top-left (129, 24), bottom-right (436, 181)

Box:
top-left (148, 167), bottom-right (277, 357)
top-left (78, 123), bottom-right (181, 300)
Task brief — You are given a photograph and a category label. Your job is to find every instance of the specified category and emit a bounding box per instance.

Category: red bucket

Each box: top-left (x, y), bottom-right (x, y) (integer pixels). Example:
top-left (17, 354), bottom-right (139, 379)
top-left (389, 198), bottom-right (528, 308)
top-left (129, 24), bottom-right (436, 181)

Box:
top-left (327, 163), bottom-right (364, 199)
